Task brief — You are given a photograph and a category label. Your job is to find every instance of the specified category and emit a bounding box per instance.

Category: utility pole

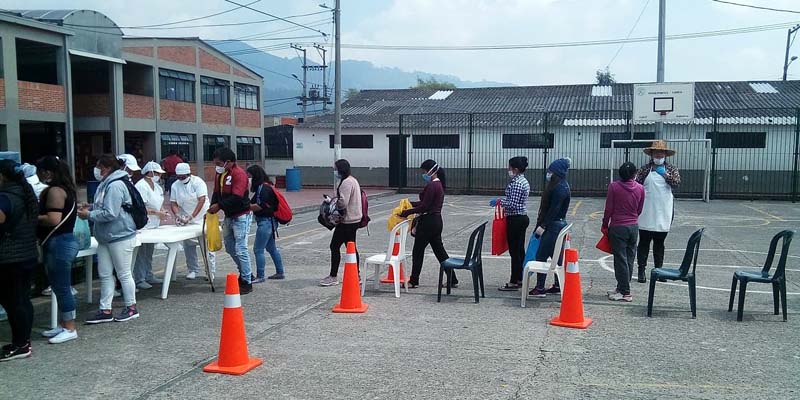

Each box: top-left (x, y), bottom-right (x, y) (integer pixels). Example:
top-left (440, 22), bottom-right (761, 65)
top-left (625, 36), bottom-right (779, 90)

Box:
top-left (291, 44), bottom-right (307, 119)
top-left (783, 24), bottom-right (800, 81)
top-left (656, 0), bottom-right (665, 83)
top-left (314, 44), bottom-right (329, 111)
top-left (333, 0), bottom-right (342, 164)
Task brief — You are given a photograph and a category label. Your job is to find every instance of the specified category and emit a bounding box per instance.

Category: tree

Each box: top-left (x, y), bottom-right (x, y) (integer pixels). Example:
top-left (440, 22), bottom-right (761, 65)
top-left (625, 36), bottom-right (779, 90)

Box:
top-left (413, 76), bottom-right (457, 90)
top-left (344, 88), bottom-right (360, 101)
top-left (595, 68), bottom-right (616, 85)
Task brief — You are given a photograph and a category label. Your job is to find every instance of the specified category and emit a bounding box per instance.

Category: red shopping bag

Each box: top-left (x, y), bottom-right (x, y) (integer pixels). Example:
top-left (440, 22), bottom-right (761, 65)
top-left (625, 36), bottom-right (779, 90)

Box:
top-left (596, 231), bottom-right (612, 254)
top-left (491, 203), bottom-right (509, 256)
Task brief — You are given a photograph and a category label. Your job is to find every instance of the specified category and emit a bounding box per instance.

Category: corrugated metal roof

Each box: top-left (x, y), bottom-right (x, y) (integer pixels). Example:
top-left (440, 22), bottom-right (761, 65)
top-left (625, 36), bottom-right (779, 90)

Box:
top-left (591, 86), bottom-right (613, 96)
top-left (748, 82), bottom-right (779, 94)
top-left (428, 90), bottom-right (454, 100)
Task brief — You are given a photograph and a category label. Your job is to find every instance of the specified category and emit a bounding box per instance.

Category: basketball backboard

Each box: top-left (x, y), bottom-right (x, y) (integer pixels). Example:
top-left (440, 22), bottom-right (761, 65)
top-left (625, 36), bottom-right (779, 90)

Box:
top-left (633, 82), bottom-right (694, 122)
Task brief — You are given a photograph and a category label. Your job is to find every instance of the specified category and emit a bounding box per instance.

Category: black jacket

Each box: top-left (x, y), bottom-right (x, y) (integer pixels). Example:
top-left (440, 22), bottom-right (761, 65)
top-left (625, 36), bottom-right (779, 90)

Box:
top-left (0, 183), bottom-right (39, 265)
top-left (251, 183), bottom-right (278, 219)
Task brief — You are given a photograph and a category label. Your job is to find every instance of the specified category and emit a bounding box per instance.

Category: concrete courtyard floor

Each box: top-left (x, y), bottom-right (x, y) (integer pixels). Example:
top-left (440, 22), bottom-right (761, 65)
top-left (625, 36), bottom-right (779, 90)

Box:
top-left (1, 194), bottom-right (798, 399)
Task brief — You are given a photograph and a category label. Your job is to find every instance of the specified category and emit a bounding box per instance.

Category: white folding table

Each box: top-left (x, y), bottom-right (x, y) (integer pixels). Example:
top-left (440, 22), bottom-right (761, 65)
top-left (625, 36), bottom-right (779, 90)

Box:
top-left (132, 224), bottom-right (208, 300)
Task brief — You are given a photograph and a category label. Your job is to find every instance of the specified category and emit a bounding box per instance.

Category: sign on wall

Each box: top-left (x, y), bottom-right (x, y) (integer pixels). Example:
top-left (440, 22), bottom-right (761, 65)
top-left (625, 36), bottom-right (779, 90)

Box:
top-left (632, 82), bottom-right (695, 123)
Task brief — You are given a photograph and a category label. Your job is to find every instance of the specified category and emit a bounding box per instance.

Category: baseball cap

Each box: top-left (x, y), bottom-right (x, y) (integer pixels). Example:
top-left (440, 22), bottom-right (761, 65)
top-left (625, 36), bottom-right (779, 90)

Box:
top-left (117, 154), bottom-right (141, 171)
top-left (142, 161), bottom-right (166, 174)
top-left (175, 162), bottom-right (191, 175)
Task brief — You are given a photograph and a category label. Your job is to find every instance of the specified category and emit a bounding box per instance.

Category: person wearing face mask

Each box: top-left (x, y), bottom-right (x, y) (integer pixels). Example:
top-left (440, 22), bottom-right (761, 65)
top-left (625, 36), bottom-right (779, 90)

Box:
top-left (634, 140), bottom-right (681, 283)
top-left (320, 159), bottom-right (363, 287)
top-left (396, 159), bottom-right (455, 289)
top-left (528, 157), bottom-right (571, 298)
top-left (208, 148), bottom-right (253, 294)
top-left (491, 156), bottom-right (531, 291)
top-left (117, 153), bottom-right (142, 183)
top-left (133, 161), bottom-right (168, 290)
top-left (21, 163), bottom-right (48, 199)
top-left (169, 162), bottom-right (216, 280)
top-left (78, 155), bottom-right (139, 324)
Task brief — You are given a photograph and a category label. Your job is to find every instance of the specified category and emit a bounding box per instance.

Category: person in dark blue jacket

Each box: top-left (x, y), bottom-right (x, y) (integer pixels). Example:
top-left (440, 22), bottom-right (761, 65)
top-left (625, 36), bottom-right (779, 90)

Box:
top-left (529, 158), bottom-right (571, 298)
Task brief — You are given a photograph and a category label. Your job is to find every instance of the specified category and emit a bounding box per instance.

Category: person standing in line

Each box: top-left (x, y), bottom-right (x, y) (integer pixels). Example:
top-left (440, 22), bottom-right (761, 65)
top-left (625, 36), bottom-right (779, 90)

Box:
top-left (397, 159), bottom-right (455, 289)
top-left (0, 160), bottom-right (39, 361)
top-left (603, 162), bottom-right (645, 302)
top-left (36, 156), bottom-right (80, 344)
top-left (22, 163), bottom-right (50, 297)
top-left (161, 149), bottom-right (183, 192)
top-left (320, 159), bottom-right (363, 287)
top-left (170, 162), bottom-right (216, 280)
top-left (133, 161), bottom-right (168, 290)
top-left (529, 158), bottom-right (572, 298)
top-left (78, 155), bottom-right (139, 324)
top-left (208, 148), bottom-right (253, 294)
top-left (247, 165), bottom-right (285, 282)
top-left (635, 140), bottom-right (680, 283)
top-left (494, 156), bottom-right (531, 291)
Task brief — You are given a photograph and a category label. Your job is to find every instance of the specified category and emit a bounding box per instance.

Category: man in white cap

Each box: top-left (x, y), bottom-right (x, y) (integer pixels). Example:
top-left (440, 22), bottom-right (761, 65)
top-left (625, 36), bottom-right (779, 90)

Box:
top-left (22, 163), bottom-right (48, 199)
top-left (117, 154), bottom-right (141, 183)
top-left (133, 161), bottom-right (168, 289)
top-left (169, 162), bottom-right (215, 280)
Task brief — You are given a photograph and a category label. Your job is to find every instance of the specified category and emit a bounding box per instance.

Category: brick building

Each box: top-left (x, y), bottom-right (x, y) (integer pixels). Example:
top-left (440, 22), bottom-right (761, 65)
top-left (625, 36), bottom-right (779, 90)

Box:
top-left (0, 10), bottom-right (265, 181)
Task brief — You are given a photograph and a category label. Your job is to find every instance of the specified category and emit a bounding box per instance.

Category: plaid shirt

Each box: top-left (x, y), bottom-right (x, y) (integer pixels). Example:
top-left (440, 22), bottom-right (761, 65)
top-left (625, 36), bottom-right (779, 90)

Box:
top-left (503, 174), bottom-right (530, 216)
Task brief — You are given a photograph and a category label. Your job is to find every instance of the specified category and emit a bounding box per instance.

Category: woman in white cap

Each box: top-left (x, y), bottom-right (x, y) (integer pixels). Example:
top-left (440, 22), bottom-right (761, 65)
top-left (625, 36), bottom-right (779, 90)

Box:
top-left (133, 161), bottom-right (168, 290)
top-left (169, 162), bottom-right (216, 280)
top-left (21, 163), bottom-right (48, 199)
top-left (635, 140), bottom-right (681, 283)
top-left (117, 154), bottom-right (142, 183)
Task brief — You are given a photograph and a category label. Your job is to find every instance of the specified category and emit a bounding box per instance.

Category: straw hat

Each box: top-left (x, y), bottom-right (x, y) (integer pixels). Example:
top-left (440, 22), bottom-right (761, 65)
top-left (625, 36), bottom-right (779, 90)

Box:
top-left (643, 140), bottom-right (676, 157)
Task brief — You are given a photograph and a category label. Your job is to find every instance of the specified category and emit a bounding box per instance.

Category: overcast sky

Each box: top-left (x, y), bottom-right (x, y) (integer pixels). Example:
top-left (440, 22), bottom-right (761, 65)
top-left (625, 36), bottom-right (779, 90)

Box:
top-left (7, 0), bottom-right (800, 85)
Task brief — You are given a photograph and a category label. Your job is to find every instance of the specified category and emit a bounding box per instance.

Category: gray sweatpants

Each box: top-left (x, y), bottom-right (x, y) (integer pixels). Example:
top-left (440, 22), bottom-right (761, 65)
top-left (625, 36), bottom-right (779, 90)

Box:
top-left (609, 224), bottom-right (639, 295)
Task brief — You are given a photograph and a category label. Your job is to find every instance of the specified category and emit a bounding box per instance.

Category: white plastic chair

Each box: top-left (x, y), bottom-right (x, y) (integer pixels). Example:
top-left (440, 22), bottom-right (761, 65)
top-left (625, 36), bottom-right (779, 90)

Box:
top-left (521, 223), bottom-right (572, 307)
top-left (362, 220), bottom-right (410, 298)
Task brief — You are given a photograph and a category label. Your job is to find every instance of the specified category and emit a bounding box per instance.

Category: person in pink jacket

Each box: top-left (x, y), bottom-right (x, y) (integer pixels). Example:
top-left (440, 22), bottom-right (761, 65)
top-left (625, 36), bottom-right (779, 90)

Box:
top-left (602, 162), bottom-right (645, 302)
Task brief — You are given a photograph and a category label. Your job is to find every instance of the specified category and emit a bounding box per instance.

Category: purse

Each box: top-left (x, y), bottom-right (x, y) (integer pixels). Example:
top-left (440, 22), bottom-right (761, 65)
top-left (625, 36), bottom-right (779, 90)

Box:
top-left (38, 202), bottom-right (76, 262)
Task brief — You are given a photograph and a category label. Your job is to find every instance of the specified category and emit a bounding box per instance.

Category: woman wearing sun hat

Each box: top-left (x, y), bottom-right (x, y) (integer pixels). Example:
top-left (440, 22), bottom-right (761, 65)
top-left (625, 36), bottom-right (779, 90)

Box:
top-left (634, 140), bottom-right (681, 283)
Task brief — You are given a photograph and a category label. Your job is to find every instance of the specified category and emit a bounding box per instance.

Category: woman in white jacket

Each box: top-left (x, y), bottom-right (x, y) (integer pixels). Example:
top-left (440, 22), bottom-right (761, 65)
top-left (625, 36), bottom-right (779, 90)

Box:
top-left (133, 161), bottom-right (168, 289)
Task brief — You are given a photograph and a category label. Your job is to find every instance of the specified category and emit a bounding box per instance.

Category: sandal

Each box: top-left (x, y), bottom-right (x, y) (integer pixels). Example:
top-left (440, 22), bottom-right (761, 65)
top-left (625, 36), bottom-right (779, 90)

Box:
top-left (407, 282), bottom-right (419, 289)
top-left (498, 283), bottom-right (521, 291)
top-left (439, 282), bottom-right (458, 289)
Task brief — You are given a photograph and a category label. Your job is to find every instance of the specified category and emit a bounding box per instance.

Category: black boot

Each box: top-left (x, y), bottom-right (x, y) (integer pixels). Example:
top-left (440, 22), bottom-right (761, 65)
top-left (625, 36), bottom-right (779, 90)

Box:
top-left (637, 266), bottom-right (647, 283)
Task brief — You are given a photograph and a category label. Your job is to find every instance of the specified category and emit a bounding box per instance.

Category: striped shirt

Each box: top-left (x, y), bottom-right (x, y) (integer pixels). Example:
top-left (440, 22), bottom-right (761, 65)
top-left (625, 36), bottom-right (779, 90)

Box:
top-left (503, 174), bottom-right (530, 216)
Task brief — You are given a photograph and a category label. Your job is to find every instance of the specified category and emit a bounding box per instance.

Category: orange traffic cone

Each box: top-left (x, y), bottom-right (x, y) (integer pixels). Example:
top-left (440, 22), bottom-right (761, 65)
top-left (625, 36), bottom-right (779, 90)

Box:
top-left (380, 231), bottom-right (407, 284)
top-left (204, 274), bottom-right (263, 375)
top-left (333, 241), bottom-right (369, 313)
top-left (550, 248), bottom-right (592, 329)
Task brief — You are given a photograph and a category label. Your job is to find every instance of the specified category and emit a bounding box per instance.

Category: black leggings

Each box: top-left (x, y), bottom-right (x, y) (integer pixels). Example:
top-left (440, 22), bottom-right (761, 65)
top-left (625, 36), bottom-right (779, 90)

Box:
top-left (506, 215), bottom-right (530, 284)
top-left (0, 260), bottom-right (36, 347)
top-left (330, 223), bottom-right (360, 277)
top-left (638, 229), bottom-right (668, 269)
top-left (410, 214), bottom-right (452, 285)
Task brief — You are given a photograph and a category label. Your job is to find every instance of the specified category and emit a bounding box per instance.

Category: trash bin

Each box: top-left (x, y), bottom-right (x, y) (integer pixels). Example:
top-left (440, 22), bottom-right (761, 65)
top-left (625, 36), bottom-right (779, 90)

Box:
top-left (86, 180), bottom-right (100, 203)
top-left (285, 168), bottom-right (301, 192)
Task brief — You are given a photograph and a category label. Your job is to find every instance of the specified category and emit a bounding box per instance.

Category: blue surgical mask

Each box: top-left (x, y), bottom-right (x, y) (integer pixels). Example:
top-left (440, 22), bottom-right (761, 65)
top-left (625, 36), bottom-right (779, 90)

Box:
top-left (546, 172), bottom-right (553, 181)
top-left (422, 174), bottom-right (432, 183)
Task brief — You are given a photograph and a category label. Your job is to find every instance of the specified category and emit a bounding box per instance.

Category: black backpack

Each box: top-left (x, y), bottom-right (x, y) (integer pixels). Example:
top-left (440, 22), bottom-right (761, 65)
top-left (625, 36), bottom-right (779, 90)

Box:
top-left (109, 177), bottom-right (148, 230)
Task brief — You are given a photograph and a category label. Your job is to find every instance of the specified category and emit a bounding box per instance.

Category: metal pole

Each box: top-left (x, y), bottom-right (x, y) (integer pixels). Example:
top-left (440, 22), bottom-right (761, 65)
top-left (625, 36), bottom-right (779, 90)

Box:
top-left (467, 113), bottom-right (474, 194)
top-left (333, 0), bottom-right (342, 164)
top-left (302, 48), bottom-right (307, 119)
top-left (710, 110), bottom-right (718, 199)
top-left (657, 0), bottom-right (666, 83)
top-left (792, 108), bottom-right (800, 203)
top-left (316, 44), bottom-right (328, 112)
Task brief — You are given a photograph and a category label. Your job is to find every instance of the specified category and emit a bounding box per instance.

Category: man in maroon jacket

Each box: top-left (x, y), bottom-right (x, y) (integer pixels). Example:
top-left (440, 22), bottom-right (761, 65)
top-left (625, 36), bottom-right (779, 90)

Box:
top-left (208, 147), bottom-right (253, 294)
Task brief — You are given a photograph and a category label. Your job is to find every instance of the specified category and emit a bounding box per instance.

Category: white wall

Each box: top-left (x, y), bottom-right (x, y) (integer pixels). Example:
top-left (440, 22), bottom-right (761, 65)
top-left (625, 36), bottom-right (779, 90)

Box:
top-left (293, 127), bottom-right (393, 168)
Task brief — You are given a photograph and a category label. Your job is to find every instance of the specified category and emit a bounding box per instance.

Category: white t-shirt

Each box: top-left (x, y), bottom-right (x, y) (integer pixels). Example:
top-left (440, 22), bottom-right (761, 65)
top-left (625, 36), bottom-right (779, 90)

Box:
top-left (170, 175), bottom-right (209, 223)
top-left (135, 178), bottom-right (164, 229)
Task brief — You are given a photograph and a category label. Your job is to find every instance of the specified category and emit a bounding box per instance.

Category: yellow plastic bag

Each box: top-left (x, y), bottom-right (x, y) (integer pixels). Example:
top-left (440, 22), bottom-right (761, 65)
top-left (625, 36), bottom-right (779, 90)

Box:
top-left (387, 198), bottom-right (413, 231)
top-left (205, 213), bottom-right (223, 252)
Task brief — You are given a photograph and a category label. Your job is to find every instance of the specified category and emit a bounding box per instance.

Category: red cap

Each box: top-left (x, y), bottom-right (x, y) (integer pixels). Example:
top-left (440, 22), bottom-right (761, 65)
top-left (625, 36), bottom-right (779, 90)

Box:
top-left (565, 248), bottom-right (579, 263)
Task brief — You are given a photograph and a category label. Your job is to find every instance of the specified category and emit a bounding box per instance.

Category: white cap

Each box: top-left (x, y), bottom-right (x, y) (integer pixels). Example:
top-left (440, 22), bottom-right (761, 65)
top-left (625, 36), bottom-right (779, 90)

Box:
top-left (21, 163), bottom-right (37, 178)
top-left (142, 161), bottom-right (166, 174)
top-left (175, 162), bottom-right (191, 175)
top-left (117, 154), bottom-right (141, 171)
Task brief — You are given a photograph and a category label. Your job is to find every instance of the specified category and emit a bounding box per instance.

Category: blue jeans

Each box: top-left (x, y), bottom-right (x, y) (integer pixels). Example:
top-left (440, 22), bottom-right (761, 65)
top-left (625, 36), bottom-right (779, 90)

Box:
top-left (44, 233), bottom-right (79, 321)
top-left (133, 243), bottom-right (155, 284)
top-left (534, 220), bottom-right (568, 289)
top-left (254, 217), bottom-right (285, 278)
top-left (223, 212), bottom-right (253, 283)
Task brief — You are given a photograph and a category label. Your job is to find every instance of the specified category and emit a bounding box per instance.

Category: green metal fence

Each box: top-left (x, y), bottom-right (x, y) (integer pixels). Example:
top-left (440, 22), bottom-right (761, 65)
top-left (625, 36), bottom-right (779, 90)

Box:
top-left (397, 108), bottom-right (800, 201)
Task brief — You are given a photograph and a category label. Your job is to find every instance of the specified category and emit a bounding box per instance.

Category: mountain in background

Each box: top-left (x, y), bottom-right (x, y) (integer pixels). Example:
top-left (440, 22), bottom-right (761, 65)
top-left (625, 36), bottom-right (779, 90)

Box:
top-left (209, 41), bottom-right (513, 116)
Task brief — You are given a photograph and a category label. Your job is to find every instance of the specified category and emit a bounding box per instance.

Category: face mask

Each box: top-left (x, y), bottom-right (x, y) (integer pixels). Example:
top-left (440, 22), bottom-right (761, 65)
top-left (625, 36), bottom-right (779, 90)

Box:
top-left (215, 165), bottom-right (226, 174)
top-left (653, 157), bottom-right (665, 166)
top-left (180, 177), bottom-right (191, 184)
top-left (334, 171), bottom-right (341, 179)
top-left (546, 172), bottom-right (553, 181)
top-left (93, 167), bottom-right (103, 181)
top-left (422, 174), bottom-right (432, 183)
top-left (507, 170), bottom-right (516, 178)
top-left (151, 175), bottom-right (160, 183)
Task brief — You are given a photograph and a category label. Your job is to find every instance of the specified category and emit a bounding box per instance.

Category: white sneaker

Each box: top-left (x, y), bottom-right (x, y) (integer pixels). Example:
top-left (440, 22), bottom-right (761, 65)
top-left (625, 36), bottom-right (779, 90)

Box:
top-left (70, 287), bottom-right (78, 296)
top-left (186, 272), bottom-right (197, 280)
top-left (608, 292), bottom-right (633, 302)
top-left (48, 329), bottom-right (78, 344)
top-left (42, 326), bottom-right (64, 338)
top-left (148, 277), bottom-right (163, 284)
top-left (137, 281), bottom-right (153, 290)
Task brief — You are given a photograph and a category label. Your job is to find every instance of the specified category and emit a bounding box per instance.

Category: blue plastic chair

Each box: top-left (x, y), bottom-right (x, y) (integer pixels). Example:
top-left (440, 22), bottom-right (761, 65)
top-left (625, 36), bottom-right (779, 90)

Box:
top-left (647, 228), bottom-right (705, 319)
top-left (438, 222), bottom-right (487, 303)
top-left (728, 230), bottom-right (793, 322)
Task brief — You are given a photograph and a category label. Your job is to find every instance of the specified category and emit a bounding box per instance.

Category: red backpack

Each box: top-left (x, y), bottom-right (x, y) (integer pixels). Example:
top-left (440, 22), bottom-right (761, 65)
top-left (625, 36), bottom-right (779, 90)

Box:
top-left (258, 183), bottom-right (292, 225)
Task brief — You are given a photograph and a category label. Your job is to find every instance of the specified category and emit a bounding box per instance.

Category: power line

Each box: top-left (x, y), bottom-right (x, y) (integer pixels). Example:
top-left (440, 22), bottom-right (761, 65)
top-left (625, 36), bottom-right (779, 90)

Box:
top-left (710, 0), bottom-right (800, 14)
top-left (232, 18), bottom-right (332, 41)
top-left (223, 0), bottom-right (328, 37)
top-left (607, 0), bottom-right (651, 68)
top-left (109, 10), bottom-right (330, 30)
top-left (62, 0), bottom-right (261, 28)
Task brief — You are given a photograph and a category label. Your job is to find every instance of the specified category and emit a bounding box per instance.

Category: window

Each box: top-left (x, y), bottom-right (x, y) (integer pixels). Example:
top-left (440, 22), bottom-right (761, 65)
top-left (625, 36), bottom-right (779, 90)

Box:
top-left (264, 125), bottom-right (293, 159)
top-left (502, 133), bottom-right (554, 149)
top-left (234, 83), bottom-right (259, 110)
top-left (706, 132), bottom-right (766, 149)
top-left (600, 132), bottom-right (656, 148)
top-left (236, 136), bottom-right (262, 161)
top-left (203, 135), bottom-right (230, 161)
top-left (412, 134), bottom-right (460, 149)
top-left (159, 69), bottom-right (195, 103)
top-left (201, 77), bottom-right (230, 107)
top-left (160, 133), bottom-right (196, 162)
top-left (328, 135), bottom-right (373, 149)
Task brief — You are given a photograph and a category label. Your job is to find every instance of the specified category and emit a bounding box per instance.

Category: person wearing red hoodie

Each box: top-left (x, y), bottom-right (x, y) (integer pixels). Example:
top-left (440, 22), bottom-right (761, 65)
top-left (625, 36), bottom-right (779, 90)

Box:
top-left (602, 162), bottom-right (645, 302)
top-left (208, 148), bottom-right (253, 294)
